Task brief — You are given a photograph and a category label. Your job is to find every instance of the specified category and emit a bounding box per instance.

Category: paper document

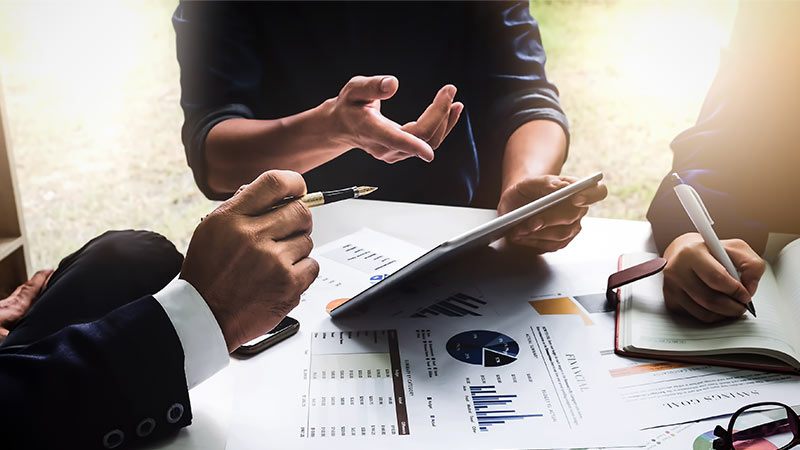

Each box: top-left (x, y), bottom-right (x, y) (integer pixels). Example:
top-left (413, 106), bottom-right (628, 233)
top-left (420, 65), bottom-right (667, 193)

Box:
top-left (517, 290), bottom-right (800, 428)
top-left (398, 255), bottom-right (800, 428)
top-left (634, 403), bottom-right (799, 449)
top-left (300, 229), bottom-right (428, 308)
top-left (229, 229), bottom-right (800, 446)
top-left (227, 314), bottom-right (642, 449)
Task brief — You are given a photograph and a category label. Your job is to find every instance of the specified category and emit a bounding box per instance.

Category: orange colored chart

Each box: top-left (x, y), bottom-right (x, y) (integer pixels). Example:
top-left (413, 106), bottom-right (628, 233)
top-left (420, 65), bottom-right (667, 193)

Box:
top-left (528, 297), bottom-right (593, 326)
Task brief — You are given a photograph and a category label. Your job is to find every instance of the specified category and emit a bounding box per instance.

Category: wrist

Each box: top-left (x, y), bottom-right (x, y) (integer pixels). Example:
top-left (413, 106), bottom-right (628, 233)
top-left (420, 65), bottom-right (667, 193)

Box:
top-left (314, 97), bottom-right (354, 152)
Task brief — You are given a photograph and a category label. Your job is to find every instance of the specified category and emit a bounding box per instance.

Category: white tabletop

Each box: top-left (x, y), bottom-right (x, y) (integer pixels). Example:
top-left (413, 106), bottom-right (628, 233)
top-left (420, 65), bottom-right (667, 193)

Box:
top-left (153, 199), bottom-right (657, 449)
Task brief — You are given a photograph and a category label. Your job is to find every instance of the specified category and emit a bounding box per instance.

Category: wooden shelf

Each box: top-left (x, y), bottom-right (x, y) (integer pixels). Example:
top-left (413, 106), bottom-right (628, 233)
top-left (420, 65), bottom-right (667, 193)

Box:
top-left (0, 73), bottom-right (29, 290)
top-left (0, 236), bottom-right (23, 261)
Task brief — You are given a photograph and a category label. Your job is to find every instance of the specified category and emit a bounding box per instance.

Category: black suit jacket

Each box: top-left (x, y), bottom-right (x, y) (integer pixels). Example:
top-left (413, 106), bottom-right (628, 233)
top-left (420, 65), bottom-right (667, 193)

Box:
top-left (0, 296), bottom-right (191, 449)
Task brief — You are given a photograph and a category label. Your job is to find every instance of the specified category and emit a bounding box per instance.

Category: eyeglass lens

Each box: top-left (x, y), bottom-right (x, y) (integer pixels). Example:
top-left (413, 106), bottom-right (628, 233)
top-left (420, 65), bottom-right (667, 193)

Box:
top-left (731, 405), bottom-right (795, 449)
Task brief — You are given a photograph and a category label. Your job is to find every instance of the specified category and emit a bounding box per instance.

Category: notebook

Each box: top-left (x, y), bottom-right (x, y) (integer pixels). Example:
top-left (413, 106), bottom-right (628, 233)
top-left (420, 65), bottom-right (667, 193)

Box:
top-left (615, 238), bottom-right (800, 374)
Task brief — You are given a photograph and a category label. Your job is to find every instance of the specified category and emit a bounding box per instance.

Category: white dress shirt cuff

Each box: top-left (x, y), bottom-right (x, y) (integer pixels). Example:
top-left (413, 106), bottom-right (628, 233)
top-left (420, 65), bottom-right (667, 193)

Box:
top-left (153, 278), bottom-right (229, 389)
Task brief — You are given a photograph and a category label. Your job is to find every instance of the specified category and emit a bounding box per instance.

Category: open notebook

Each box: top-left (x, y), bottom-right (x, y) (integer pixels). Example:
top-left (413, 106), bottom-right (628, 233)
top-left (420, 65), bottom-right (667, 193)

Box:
top-left (616, 238), bottom-right (800, 373)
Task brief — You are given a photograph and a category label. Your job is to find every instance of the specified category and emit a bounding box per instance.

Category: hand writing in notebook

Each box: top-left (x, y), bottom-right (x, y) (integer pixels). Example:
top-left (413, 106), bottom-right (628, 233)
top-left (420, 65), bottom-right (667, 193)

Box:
top-left (662, 232), bottom-right (766, 322)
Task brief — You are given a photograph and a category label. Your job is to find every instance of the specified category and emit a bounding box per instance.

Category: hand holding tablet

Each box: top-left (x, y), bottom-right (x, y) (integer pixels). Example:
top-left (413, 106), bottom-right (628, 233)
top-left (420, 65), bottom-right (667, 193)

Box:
top-left (329, 172), bottom-right (604, 317)
top-left (498, 174), bottom-right (609, 252)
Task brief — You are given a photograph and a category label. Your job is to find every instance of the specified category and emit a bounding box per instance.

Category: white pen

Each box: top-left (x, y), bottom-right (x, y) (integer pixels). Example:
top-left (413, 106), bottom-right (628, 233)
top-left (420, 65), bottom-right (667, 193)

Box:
top-left (671, 173), bottom-right (756, 317)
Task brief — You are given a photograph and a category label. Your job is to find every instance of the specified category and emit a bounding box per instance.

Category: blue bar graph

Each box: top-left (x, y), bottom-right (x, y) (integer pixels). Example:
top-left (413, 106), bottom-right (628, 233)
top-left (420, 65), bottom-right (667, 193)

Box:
top-left (468, 385), bottom-right (542, 431)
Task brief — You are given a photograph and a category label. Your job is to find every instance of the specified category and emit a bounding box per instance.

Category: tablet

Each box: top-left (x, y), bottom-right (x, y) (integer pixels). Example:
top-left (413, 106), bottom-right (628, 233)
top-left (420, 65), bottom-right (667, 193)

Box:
top-left (328, 171), bottom-right (604, 317)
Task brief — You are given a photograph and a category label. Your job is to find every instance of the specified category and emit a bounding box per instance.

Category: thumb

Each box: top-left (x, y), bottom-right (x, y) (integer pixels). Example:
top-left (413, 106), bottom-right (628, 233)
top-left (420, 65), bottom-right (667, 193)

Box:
top-left (343, 75), bottom-right (399, 102)
top-left (512, 175), bottom-right (570, 201)
top-left (226, 170), bottom-right (307, 216)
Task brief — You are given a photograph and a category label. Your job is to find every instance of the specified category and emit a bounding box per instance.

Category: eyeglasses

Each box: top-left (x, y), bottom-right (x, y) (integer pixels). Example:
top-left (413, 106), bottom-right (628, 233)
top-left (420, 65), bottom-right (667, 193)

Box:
top-left (713, 402), bottom-right (800, 449)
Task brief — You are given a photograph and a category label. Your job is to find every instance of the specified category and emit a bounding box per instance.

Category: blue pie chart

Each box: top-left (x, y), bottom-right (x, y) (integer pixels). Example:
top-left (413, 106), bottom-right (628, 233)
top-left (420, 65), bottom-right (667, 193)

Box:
top-left (446, 330), bottom-right (519, 367)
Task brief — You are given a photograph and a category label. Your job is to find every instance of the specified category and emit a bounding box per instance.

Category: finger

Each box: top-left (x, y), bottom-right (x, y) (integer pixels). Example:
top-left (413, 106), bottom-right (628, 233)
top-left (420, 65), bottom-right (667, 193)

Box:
top-left (682, 271), bottom-right (747, 318)
top-left (43, 269), bottom-right (54, 291)
top-left (427, 101), bottom-right (464, 150)
top-left (572, 183), bottom-right (609, 207)
top-left (28, 269), bottom-right (53, 296)
top-left (513, 175), bottom-right (570, 201)
top-left (403, 84), bottom-right (456, 142)
top-left (366, 115), bottom-right (435, 161)
top-left (426, 110), bottom-right (450, 150)
top-left (510, 237), bottom-right (571, 254)
top-left (379, 152), bottom-right (415, 164)
top-left (9, 269), bottom-right (53, 303)
top-left (443, 102), bottom-right (464, 137)
top-left (664, 286), bottom-right (729, 323)
top-left (498, 176), bottom-right (571, 217)
top-left (276, 233), bottom-right (314, 265)
top-left (692, 250), bottom-right (752, 306)
top-left (259, 200), bottom-right (313, 241)
top-left (228, 170), bottom-right (307, 216)
top-left (343, 75), bottom-right (399, 103)
top-left (234, 184), bottom-right (249, 196)
top-left (293, 257), bottom-right (321, 292)
top-left (515, 203), bottom-right (587, 234)
top-left (365, 143), bottom-right (416, 164)
top-left (521, 222), bottom-right (582, 243)
top-left (725, 240), bottom-right (766, 295)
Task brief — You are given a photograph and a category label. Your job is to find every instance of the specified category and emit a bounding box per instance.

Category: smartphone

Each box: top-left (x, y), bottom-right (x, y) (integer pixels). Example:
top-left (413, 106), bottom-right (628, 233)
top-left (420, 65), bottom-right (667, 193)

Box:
top-left (233, 316), bottom-right (300, 357)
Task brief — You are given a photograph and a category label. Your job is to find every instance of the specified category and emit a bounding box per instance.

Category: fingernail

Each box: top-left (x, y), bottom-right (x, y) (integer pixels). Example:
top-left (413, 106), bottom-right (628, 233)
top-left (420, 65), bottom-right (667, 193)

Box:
top-left (532, 219), bottom-right (544, 231)
top-left (380, 77), bottom-right (394, 92)
top-left (574, 195), bottom-right (586, 205)
top-left (517, 230), bottom-right (531, 237)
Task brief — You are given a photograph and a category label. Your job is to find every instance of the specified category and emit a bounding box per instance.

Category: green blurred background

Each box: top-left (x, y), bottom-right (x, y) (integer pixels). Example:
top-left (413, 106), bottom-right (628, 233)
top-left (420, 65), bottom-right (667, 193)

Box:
top-left (0, 0), bottom-right (738, 270)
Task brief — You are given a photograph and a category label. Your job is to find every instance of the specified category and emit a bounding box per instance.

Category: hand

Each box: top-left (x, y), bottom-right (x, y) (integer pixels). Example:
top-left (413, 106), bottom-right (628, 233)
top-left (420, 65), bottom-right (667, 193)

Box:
top-left (498, 175), bottom-right (608, 253)
top-left (0, 269), bottom-right (53, 341)
top-left (662, 233), bottom-right (765, 323)
top-left (326, 75), bottom-right (463, 163)
top-left (180, 170), bottom-right (320, 352)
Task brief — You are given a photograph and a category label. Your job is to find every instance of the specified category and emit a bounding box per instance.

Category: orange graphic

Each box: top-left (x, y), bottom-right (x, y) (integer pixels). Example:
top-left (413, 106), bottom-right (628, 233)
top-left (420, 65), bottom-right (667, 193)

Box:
top-left (325, 298), bottom-right (350, 313)
top-left (529, 297), bottom-right (593, 326)
top-left (609, 361), bottom-right (691, 378)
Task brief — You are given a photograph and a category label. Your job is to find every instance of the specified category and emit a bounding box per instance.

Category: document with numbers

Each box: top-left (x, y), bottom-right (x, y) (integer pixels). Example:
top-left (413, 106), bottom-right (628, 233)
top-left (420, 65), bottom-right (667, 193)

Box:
top-left (226, 313), bottom-right (642, 449)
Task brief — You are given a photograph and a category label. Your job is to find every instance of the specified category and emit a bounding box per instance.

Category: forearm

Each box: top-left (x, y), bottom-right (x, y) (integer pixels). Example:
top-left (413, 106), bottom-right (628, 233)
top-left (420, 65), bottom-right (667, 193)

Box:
top-left (501, 120), bottom-right (568, 194)
top-left (204, 99), bottom-right (349, 194)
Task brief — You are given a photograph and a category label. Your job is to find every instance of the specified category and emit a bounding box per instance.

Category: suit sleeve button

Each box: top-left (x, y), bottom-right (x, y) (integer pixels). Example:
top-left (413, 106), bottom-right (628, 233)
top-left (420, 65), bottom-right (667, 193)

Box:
top-left (166, 403), bottom-right (184, 424)
top-left (136, 418), bottom-right (156, 437)
top-left (102, 429), bottom-right (124, 449)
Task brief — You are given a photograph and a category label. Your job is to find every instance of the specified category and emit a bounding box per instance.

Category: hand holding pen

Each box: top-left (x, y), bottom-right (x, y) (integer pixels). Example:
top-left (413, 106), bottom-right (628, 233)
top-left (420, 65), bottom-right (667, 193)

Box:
top-left (661, 174), bottom-right (765, 323)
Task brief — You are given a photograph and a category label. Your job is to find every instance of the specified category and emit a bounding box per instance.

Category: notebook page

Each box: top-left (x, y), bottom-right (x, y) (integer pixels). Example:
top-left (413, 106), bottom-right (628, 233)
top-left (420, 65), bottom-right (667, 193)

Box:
top-left (621, 253), bottom-right (799, 366)
top-left (773, 238), bottom-right (800, 353)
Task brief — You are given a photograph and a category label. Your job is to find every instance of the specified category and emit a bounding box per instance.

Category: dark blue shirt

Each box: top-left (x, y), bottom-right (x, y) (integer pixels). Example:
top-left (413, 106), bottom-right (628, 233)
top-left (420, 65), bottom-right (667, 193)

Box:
top-left (647, 3), bottom-right (800, 254)
top-left (173, 1), bottom-right (568, 207)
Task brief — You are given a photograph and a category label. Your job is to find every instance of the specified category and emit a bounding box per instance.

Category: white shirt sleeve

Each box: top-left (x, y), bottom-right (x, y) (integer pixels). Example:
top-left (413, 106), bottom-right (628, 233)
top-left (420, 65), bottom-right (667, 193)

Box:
top-left (152, 278), bottom-right (229, 389)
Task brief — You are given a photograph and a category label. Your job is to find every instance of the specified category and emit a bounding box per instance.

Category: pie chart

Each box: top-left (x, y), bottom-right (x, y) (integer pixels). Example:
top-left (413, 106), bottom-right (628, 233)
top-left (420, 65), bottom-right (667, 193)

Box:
top-left (446, 330), bottom-right (519, 367)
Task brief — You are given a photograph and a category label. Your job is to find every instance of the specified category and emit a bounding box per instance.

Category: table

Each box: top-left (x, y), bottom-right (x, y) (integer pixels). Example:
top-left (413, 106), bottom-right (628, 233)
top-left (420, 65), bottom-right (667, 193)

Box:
top-left (154, 199), bottom-right (657, 449)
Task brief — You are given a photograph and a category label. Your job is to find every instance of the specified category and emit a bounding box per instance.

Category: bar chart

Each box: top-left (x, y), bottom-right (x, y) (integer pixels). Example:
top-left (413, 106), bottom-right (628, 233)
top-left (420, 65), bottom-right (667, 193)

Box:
top-left (411, 292), bottom-right (488, 317)
top-left (322, 242), bottom-right (400, 273)
top-left (469, 385), bottom-right (543, 432)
